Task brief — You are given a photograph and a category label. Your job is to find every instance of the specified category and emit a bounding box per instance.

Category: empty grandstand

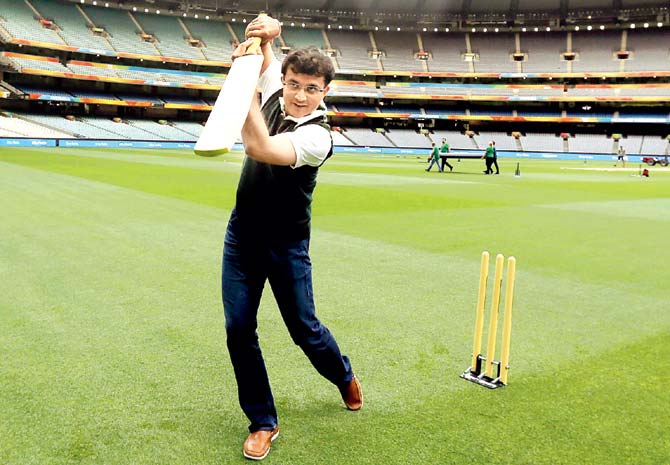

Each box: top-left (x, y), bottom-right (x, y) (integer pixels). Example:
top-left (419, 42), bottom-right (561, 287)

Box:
top-left (0, 0), bottom-right (668, 161)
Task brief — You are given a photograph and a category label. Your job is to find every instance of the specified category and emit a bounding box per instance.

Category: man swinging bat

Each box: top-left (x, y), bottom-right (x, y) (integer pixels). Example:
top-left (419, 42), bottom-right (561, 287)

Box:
top-left (221, 14), bottom-right (363, 461)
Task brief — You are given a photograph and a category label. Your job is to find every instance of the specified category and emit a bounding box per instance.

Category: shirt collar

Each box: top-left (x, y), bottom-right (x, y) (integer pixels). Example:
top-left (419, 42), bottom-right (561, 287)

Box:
top-left (279, 96), bottom-right (327, 125)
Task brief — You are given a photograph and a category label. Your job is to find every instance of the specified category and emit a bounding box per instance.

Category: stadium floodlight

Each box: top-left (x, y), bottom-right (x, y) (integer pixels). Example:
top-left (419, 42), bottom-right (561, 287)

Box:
top-left (575, 26), bottom-right (580, 31)
top-left (587, 25), bottom-right (592, 30)
top-left (132, 6), bottom-right (137, 11)
top-left (534, 27), bottom-right (538, 31)
top-left (423, 28), bottom-right (427, 32)
top-left (494, 28), bottom-right (498, 32)
top-left (483, 27), bottom-right (487, 32)
top-left (92, 1), bottom-right (96, 5)
top-left (206, 16), bottom-right (209, 20)
top-left (105, 2), bottom-right (108, 6)
top-left (472, 27), bottom-right (476, 32)
top-left (397, 27), bottom-right (401, 31)
top-left (156, 10), bottom-right (160, 14)
top-left (644, 22), bottom-right (649, 28)
top-left (446, 27), bottom-right (450, 32)
top-left (658, 22), bottom-right (663, 27)
top-left (630, 23), bottom-right (635, 28)
top-left (521, 27), bottom-right (526, 32)
top-left (599, 25), bottom-right (605, 30)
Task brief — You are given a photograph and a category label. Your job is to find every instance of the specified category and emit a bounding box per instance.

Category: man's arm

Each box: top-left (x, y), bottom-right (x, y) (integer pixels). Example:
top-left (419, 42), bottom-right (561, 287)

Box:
top-left (240, 92), bottom-right (297, 166)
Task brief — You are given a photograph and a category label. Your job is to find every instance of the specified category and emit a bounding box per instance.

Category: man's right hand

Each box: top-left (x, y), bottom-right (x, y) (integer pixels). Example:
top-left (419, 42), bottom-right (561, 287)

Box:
top-left (245, 15), bottom-right (281, 44)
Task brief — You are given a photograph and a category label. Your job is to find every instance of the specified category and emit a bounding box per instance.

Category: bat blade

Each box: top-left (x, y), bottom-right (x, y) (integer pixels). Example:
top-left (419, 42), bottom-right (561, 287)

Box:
top-left (194, 53), bottom-right (264, 157)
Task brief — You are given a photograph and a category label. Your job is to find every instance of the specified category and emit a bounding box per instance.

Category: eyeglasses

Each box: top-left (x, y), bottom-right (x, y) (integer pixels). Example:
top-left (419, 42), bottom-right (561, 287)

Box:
top-left (282, 80), bottom-right (326, 96)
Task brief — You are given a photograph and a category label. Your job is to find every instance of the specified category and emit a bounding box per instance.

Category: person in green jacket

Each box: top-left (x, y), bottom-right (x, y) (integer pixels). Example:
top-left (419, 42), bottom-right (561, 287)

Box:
top-left (426, 142), bottom-right (443, 172)
top-left (439, 138), bottom-right (453, 172)
top-left (482, 141), bottom-right (495, 174)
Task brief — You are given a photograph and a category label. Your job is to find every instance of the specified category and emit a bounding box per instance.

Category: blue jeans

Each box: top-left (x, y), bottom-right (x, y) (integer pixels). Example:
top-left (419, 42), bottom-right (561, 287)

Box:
top-left (222, 220), bottom-right (353, 432)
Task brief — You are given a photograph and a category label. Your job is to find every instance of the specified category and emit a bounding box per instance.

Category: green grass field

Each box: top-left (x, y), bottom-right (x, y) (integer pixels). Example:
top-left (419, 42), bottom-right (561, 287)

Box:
top-left (1, 147), bottom-right (669, 465)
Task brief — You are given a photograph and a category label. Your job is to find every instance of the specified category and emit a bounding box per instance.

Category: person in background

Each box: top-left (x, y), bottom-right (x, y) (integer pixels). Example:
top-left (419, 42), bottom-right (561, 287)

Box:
top-left (439, 138), bottom-right (453, 172)
top-left (491, 140), bottom-right (500, 175)
top-left (616, 145), bottom-right (627, 168)
top-left (222, 15), bottom-right (362, 461)
top-left (482, 141), bottom-right (495, 174)
top-left (426, 141), bottom-right (443, 172)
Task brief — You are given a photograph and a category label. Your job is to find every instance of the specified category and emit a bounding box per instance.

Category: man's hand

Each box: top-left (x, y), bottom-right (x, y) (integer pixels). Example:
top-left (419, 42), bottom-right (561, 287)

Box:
top-left (231, 37), bottom-right (262, 61)
top-left (245, 15), bottom-right (281, 44)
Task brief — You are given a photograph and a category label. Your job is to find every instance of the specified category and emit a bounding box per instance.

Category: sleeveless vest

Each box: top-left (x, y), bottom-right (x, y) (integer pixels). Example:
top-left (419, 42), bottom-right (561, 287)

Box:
top-left (231, 89), bottom-right (333, 242)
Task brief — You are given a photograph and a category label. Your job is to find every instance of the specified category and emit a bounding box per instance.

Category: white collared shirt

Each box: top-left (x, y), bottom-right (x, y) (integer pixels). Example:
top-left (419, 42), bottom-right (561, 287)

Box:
top-left (258, 60), bottom-right (331, 168)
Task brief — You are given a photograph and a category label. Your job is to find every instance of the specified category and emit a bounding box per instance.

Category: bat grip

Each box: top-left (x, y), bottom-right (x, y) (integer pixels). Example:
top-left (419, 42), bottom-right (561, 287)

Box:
top-left (245, 37), bottom-right (262, 55)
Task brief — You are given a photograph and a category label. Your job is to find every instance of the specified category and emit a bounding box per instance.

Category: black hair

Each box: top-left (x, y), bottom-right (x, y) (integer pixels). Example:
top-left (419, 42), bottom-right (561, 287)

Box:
top-left (281, 46), bottom-right (335, 85)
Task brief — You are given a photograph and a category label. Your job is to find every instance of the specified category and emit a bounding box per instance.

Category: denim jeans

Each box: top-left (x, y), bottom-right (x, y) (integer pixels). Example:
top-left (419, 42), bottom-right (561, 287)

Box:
top-left (222, 219), bottom-right (353, 432)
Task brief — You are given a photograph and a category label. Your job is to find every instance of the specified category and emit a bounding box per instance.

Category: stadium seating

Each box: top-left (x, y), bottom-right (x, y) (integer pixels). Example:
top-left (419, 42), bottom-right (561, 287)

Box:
top-left (331, 130), bottom-right (355, 146)
top-left (625, 29), bottom-right (670, 72)
top-left (476, 132), bottom-right (519, 151)
top-left (470, 33), bottom-right (518, 73)
top-left (126, 119), bottom-right (196, 140)
top-left (134, 12), bottom-right (205, 61)
top-left (0, 113), bottom-right (72, 138)
top-left (374, 31), bottom-right (424, 72)
top-left (568, 134), bottom-right (612, 153)
top-left (519, 32), bottom-right (568, 73)
top-left (421, 33), bottom-right (470, 73)
top-left (640, 135), bottom-right (670, 154)
top-left (30, 0), bottom-right (114, 52)
top-left (520, 133), bottom-right (565, 152)
top-left (327, 30), bottom-right (379, 71)
top-left (385, 129), bottom-right (431, 148)
top-left (344, 128), bottom-right (395, 147)
top-left (182, 17), bottom-right (234, 62)
top-left (0, 0), bottom-right (65, 44)
top-left (281, 25), bottom-right (326, 50)
top-left (431, 131), bottom-right (478, 150)
top-left (171, 121), bottom-right (204, 138)
top-left (82, 6), bottom-right (160, 56)
top-left (571, 31), bottom-right (622, 73)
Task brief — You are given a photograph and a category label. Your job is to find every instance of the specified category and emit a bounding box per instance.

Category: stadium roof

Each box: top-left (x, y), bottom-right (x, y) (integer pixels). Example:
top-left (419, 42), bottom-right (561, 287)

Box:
top-left (71, 0), bottom-right (669, 26)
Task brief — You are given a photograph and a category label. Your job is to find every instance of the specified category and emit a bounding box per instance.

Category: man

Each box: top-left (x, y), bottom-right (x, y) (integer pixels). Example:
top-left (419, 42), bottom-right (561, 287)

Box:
top-left (616, 145), bottom-right (626, 168)
top-left (222, 15), bottom-right (362, 461)
top-left (491, 140), bottom-right (500, 174)
top-left (482, 141), bottom-right (495, 174)
top-left (426, 141), bottom-right (442, 172)
top-left (439, 138), bottom-right (453, 172)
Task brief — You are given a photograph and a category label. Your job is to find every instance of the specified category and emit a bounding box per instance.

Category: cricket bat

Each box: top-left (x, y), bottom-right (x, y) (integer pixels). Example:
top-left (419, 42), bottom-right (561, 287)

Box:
top-left (194, 37), bottom-right (263, 157)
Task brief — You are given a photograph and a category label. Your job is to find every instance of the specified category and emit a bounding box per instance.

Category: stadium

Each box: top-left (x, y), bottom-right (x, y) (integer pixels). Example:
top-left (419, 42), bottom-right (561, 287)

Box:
top-left (0, 0), bottom-right (669, 463)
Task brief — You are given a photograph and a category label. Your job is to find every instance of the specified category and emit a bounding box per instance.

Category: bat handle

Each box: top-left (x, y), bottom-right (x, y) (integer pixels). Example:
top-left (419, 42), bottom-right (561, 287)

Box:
top-left (245, 37), bottom-right (262, 55)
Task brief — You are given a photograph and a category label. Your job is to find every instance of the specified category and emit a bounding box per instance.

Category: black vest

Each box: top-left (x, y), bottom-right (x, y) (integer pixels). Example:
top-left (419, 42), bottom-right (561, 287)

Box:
top-left (231, 89), bottom-right (333, 242)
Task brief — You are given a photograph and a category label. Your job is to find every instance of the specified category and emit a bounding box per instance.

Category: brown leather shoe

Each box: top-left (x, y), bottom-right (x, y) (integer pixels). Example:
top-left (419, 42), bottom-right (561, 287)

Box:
top-left (341, 374), bottom-right (363, 411)
top-left (243, 426), bottom-right (279, 460)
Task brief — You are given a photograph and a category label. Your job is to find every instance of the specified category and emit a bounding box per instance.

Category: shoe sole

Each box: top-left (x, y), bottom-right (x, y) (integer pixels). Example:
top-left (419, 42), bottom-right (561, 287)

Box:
top-left (243, 430), bottom-right (279, 461)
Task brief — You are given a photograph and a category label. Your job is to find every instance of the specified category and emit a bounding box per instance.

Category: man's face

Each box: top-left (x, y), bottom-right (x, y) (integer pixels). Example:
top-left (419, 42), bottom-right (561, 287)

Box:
top-left (282, 68), bottom-right (329, 119)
